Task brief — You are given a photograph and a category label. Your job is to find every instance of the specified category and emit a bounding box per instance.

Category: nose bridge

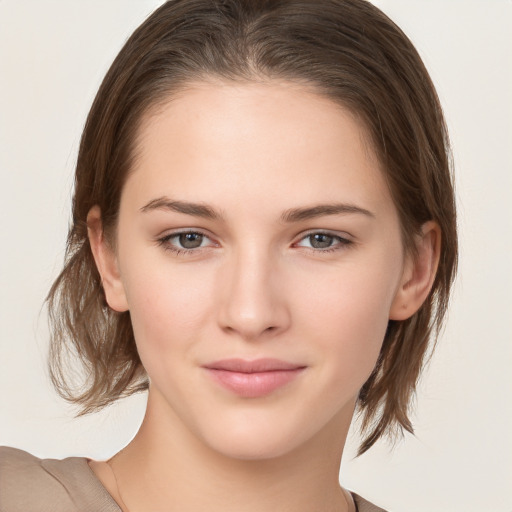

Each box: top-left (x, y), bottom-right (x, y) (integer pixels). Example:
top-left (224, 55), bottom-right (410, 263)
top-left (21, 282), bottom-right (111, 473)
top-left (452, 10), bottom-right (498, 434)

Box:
top-left (217, 242), bottom-right (289, 340)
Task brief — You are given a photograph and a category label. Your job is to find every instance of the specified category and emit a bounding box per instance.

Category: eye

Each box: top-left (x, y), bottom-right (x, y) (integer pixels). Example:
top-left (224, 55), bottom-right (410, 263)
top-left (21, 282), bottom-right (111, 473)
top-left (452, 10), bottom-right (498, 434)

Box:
top-left (157, 230), bottom-right (216, 254)
top-left (295, 232), bottom-right (352, 251)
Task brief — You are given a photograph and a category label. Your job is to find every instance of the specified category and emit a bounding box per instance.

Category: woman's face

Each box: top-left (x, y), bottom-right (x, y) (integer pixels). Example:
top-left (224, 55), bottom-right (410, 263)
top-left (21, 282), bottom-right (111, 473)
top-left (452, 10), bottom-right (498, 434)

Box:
top-left (106, 80), bottom-right (410, 460)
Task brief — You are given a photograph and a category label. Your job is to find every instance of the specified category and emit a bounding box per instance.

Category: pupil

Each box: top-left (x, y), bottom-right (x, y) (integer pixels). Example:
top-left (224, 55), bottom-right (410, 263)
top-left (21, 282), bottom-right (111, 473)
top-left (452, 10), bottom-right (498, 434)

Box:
top-left (310, 234), bottom-right (333, 249)
top-left (179, 233), bottom-right (203, 248)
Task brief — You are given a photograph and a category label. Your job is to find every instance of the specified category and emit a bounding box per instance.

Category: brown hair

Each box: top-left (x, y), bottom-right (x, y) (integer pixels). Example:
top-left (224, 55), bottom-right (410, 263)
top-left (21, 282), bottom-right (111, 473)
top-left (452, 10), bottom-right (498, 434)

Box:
top-left (47, 0), bottom-right (457, 455)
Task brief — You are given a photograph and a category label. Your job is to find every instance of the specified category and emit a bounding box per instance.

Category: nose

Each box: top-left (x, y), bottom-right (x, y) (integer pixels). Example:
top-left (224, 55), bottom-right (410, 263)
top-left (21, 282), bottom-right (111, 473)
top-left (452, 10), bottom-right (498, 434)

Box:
top-left (217, 247), bottom-right (291, 341)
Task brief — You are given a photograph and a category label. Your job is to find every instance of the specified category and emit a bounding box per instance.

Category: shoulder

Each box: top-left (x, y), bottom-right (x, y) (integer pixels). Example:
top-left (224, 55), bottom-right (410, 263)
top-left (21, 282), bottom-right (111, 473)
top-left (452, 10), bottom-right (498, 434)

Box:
top-left (0, 446), bottom-right (77, 512)
top-left (352, 492), bottom-right (388, 512)
top-left (0, 446), bottom-right (119, 512)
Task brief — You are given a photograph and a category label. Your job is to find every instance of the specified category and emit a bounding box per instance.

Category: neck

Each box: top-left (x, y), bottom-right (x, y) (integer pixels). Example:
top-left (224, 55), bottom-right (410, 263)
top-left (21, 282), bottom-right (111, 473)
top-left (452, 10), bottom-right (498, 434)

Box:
top-left (107, 388), bottom-right (355, 512)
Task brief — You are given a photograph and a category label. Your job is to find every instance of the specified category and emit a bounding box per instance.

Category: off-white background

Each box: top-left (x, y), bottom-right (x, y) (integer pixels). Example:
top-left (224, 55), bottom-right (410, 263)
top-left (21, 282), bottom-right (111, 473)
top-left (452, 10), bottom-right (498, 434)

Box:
top-left (0, 1), bottom-right (511, 511)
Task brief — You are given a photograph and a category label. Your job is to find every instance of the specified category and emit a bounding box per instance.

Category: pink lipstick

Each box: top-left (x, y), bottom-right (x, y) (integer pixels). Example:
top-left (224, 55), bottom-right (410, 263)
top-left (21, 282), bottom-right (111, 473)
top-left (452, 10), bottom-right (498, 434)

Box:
top-left (203, 358), bottom-right (306, 398)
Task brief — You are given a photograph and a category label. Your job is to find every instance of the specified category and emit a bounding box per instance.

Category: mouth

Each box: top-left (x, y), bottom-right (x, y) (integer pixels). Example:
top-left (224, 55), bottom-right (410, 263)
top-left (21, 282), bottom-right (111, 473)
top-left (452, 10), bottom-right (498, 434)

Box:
top-left (202, 358), bottom-right (307, 398)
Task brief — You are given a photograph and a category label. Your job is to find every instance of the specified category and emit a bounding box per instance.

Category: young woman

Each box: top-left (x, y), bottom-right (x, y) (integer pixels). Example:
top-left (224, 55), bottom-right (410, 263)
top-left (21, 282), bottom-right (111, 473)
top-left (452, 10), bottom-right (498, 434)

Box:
top-left (0, 1), bottom-right (457, 511)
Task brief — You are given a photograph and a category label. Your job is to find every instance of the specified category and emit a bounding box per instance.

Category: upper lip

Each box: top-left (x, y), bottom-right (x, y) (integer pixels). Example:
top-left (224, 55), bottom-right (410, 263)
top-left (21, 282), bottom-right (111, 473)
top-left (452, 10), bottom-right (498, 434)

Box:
top-left (203, 358), bottom-right (305, 373)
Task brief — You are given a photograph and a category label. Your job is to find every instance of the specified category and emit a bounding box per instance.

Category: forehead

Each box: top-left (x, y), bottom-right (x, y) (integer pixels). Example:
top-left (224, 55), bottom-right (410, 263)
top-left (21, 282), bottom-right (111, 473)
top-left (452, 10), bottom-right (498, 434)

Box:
top-left (137, 79), bottom-right (376, 164)
top-left (125, 80), bottom-right (392, 217)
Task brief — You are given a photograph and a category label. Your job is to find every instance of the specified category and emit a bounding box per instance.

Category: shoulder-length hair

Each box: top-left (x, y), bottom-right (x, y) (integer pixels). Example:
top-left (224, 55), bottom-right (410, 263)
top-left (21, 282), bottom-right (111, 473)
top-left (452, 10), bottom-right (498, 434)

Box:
top-left (47, 0), bottom-right (457, 455)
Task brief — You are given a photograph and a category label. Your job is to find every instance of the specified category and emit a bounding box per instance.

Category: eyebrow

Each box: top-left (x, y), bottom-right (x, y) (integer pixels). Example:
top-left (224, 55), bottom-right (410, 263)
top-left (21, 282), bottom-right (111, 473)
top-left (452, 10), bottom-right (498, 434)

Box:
top-left (140, 196), bottom-right (374, 222)
top-left (140, 197), bottom-right (223, 220)
top-left (280, 203), bottom-right (375, 222)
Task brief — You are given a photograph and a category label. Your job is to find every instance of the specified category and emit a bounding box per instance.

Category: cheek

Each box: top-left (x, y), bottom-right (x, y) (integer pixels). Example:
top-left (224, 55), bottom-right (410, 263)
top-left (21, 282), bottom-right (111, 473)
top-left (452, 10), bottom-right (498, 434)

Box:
top-left (293, 253), bottom-right (402, 382)
top-left (120, 260), bottom-right (216, 369)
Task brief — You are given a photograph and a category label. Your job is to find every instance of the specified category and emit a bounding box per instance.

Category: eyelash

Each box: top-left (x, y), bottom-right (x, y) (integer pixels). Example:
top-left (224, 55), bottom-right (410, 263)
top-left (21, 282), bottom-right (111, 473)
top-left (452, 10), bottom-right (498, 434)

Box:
top-left (156, 230), bottom-right (215, 256)
top-left (156, 230), bottom-right (353, 256)
top-left (294, 231), bottom-right (353, 253)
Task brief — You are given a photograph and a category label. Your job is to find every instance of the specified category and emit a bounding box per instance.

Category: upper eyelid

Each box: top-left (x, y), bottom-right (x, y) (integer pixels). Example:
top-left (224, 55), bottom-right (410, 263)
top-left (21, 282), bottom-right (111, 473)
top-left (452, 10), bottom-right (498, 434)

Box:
top-left (158, 228), bottom-right (214, 240)
top-left (295, 228), bottom-right (353, 241)
top-left (157, 227), bottom-right (351, 237)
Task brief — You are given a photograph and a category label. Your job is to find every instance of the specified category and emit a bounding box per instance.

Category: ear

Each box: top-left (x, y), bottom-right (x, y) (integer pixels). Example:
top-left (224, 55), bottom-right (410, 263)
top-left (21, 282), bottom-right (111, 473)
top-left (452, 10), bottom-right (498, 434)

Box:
top-left (87, 206), bottom-right (129, 312)
top-left (389, 221), bottom-right (441, 321)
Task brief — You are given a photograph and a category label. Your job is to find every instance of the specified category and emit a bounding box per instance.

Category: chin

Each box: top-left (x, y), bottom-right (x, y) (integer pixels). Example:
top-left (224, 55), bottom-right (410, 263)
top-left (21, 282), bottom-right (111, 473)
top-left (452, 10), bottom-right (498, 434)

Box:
top-left (205, 431), bottom-right (301, 462)
top-left (194, 408), bottom-right (334, 463)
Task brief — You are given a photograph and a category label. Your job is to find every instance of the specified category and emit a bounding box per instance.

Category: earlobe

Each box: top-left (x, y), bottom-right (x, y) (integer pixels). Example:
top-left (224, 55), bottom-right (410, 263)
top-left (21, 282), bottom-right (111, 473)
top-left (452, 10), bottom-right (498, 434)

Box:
top-left (389, 221), bottom-right (441, 321)
top-left (87, 206), bottom-right (129, 312)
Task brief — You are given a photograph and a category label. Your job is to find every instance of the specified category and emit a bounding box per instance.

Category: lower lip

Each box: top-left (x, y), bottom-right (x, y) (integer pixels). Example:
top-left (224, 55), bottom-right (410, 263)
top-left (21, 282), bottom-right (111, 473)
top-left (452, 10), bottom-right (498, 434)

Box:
top-left (205, 368), bottom-right (305, 398)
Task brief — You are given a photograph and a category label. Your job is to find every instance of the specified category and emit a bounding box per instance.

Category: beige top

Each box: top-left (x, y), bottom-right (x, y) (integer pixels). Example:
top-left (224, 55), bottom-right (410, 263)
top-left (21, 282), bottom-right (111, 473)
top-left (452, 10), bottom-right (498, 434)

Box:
top-left (0, 446), bottom-right (386, 512)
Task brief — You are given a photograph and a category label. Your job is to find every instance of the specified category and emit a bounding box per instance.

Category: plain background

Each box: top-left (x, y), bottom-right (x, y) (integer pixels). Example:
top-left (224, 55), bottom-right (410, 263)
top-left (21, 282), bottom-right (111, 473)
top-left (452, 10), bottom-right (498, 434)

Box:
top-left (0, 1), bottom-right (511, 511)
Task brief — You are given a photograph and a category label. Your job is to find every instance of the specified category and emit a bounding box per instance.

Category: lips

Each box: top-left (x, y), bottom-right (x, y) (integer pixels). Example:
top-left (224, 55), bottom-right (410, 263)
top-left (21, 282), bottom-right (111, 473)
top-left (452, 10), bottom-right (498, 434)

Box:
top-left (203, 358), bottom-right (306, 398)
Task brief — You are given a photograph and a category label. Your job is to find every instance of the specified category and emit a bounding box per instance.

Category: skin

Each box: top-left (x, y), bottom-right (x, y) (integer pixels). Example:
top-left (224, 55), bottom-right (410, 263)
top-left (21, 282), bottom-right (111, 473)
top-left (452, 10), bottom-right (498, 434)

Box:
top-left (87, 80), bottom-right (440, 512)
